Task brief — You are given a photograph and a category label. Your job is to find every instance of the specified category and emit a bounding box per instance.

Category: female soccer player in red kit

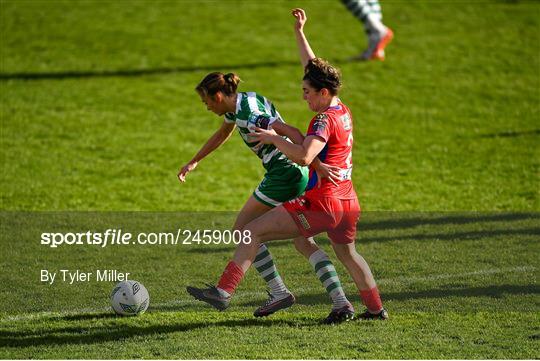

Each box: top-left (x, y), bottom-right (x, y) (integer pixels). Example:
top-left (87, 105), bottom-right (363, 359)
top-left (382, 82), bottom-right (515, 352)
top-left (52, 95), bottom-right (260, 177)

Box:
top-left (187, 8), bottom-right (387, 321)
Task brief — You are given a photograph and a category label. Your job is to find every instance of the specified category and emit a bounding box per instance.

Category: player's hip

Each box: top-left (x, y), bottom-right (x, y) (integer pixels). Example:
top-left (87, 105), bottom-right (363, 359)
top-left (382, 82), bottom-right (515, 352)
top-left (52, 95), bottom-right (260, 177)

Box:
top-left (282, 193), bottom-right (360, 244)
top-left (253, 164), bottom-right (309, 207)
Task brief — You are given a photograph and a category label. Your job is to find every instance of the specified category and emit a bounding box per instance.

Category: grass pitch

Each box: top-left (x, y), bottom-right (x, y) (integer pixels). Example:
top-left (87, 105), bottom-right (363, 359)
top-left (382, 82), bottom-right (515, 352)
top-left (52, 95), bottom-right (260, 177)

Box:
top-left (1, 0), bottom-right (539, 359)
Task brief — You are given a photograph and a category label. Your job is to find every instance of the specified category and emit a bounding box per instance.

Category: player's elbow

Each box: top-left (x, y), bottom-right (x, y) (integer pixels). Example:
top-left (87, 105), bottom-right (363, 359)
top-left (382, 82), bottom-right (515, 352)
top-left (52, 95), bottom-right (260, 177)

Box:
top-left (297, 159), bottom-right (309, 166)
top-left (297, 154), bottom-right (314, 166)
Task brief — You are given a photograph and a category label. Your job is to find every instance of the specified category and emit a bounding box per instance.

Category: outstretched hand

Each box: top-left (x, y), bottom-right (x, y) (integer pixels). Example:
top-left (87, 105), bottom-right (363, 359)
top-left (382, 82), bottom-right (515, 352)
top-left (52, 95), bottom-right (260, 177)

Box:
top-left (177, 161), bottom-right (198, 183)
top-left (292, 8), bottom-right (307, 32)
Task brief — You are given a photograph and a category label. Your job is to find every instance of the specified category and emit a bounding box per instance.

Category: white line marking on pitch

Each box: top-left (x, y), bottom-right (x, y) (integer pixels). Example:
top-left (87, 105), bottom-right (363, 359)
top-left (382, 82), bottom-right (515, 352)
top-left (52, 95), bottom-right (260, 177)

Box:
top-left (377, 265), bottom-right (537, 285)
top-left (2, 265), bottom-right (536, 322)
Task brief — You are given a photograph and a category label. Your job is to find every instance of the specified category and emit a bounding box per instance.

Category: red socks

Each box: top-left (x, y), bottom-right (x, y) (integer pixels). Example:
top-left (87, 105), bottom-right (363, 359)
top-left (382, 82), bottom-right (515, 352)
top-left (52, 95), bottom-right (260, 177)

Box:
top-left (217, 261), bottom-right (245, 295)
top-left (360, 286), bottom-right (383, 313)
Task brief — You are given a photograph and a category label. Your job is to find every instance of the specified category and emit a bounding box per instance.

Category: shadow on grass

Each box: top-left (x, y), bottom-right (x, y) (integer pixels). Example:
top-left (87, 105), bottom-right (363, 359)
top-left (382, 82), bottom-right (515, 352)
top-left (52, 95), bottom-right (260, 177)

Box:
top-left (381, 284), bottom-right (540, 301)
top-left (0, 315), bottom-right (314, 348)
top-left (357, 227), bottom-right (540, 244)
top-left (0, 56), bottom-right (370, 81)
top-left (3, 284), bottom-right (537, 348)
top-left (185, 212), bottom-right (539, 254)
top-left (476, 129), bottom-right (540, 138)
top-left (237, 284), bottom-right (540, 307)
top-left (0, 60), bottom-right (299, 81)
top-left (357, 212), bottom-right (539, 231)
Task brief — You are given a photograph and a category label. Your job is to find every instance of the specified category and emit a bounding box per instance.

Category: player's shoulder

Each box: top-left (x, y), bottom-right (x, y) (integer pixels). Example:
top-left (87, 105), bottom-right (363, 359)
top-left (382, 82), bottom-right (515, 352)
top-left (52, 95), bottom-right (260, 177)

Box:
top-left (326, 100), bottom-right (350, 116)
top-left (312, 102), bottom-right (353, 132)
top-left (311, 112), bottom-right (330, 126)
top-left (316, 106), bottom-right (341, 125)
top-left (329, 101), bottom-right (353, 125)
top-left (244, 91), bottom-right (267, 103)
top-left (308, 112), bottom-right (331, 135)
top-left (241, 91), bottom-right (269, 112)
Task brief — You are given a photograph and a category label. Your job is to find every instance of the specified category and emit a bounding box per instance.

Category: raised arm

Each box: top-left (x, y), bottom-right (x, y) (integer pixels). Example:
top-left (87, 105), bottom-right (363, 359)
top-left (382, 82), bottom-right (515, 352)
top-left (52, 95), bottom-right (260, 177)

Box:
top-left (178, 121), bottom-right (235, 182)
top-left (292, 8), bottom-right (316, 68)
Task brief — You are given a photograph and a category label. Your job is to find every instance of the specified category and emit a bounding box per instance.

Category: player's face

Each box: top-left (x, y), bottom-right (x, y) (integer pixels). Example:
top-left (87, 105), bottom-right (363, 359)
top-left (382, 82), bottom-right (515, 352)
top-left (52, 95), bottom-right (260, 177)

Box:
top-left (200, 94), bottom-right (226, 116)
top-left (302, 80), bottom-right (325, 112)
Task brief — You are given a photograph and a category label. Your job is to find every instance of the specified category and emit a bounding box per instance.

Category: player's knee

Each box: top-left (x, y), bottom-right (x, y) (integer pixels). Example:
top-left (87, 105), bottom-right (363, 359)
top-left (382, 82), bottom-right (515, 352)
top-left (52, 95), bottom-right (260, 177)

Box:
top-left (241, 225), bottom-right (262, 247)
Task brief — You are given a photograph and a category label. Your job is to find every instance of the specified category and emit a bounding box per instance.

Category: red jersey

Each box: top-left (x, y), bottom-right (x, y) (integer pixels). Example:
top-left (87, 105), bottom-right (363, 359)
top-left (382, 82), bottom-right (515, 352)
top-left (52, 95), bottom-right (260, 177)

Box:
top-left (305, 101), bottom-right (356, 199)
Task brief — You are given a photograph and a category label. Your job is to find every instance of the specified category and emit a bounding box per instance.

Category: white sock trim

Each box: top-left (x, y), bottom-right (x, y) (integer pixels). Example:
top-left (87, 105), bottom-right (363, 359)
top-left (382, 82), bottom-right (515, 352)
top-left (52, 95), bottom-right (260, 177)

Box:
top-left (309, 249), bottom-right (329, 267)
top-left (217, 287), bottom-right (231, 298)
top-left (366, 13), bottom-right (386, 34)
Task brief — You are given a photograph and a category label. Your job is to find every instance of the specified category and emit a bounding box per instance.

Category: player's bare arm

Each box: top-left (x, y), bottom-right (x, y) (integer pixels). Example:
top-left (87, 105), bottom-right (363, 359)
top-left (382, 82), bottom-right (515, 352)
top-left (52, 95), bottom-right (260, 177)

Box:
top-left (292, 8), bottom-right (316, 68)
top-left (271, 122), bottom-right (339, 185)
top-left (253, 127), bottom-right (326, 167)
top-left (271, 121), bottom-right (304, 145)
top-left (178, 121), bottom-right (236, 182)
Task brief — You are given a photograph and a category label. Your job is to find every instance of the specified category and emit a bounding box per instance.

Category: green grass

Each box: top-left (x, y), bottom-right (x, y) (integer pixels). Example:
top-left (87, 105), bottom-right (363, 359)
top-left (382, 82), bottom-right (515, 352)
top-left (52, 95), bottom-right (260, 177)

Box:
top-left (1, 0), bottom-right (539, 359)
top-left (1, 0), bottom-right (538, 211)
top-left (1, 212), bottom-right (539, 359)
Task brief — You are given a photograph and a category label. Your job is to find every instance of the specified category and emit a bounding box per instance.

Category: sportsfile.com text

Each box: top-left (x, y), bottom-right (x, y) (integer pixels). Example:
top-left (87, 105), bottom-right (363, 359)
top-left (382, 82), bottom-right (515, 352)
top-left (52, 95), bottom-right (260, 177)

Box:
top-left (40, 229), bottom-right (252, 248)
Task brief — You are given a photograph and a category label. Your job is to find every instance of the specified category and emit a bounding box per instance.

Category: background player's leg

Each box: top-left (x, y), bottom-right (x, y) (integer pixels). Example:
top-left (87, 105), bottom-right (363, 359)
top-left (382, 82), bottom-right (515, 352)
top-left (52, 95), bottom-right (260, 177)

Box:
top-left (341, 0), bottom-right (393, 60)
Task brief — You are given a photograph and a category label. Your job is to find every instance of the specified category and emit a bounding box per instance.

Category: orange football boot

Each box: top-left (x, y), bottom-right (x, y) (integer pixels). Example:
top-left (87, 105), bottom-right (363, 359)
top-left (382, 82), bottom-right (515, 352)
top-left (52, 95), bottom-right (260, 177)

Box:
top-left (371, 27), bottom-right (394, 61)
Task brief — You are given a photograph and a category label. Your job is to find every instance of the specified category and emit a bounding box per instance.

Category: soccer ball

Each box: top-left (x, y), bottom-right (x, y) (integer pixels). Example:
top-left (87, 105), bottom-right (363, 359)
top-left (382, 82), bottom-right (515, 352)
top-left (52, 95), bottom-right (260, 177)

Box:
top-left (110, 280), bottom-right (150, 316)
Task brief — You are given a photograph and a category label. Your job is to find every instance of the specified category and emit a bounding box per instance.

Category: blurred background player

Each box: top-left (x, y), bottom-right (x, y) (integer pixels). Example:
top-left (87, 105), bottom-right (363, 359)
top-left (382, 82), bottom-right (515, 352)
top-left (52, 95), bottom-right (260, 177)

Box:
top-left (341, 0), bottom-right (394, 61)
top-left (179, 72), bottom-right (355, 321)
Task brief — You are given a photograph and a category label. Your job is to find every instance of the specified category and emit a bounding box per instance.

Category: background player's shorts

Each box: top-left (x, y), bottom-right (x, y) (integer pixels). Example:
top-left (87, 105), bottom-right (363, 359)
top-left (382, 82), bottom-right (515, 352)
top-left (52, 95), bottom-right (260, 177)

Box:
top-left (253, 163), bottom-right (309, 207)
top-left (283, 193), bottom-right (360, 244)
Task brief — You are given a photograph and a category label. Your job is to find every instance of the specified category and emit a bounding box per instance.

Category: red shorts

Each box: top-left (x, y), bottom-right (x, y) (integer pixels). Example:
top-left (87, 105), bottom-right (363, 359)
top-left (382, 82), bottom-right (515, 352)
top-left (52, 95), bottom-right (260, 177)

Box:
top-left (283, 193), bottom-right (360, 244)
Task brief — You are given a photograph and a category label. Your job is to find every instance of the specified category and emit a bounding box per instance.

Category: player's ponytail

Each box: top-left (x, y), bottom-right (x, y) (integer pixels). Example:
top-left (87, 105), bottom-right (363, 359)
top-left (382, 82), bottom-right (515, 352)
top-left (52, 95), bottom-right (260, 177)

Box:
top-left (196, 72), bottom-right (241, 98)
top-left (303, 58), bottom-right (342, 96)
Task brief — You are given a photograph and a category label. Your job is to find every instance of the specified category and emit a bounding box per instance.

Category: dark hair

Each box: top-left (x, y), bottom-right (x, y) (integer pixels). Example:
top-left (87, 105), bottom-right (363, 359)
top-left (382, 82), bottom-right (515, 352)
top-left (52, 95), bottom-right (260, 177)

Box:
top-left (303, 58), bottom-right (342, 96)
top-left (195, 72), bottom-right (241, 98)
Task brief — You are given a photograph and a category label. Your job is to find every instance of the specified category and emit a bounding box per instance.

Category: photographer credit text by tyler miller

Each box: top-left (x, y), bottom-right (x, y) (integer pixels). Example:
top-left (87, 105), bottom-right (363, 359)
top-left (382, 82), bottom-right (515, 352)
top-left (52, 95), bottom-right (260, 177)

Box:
top-left (40, 269), bottom-right (130, 285)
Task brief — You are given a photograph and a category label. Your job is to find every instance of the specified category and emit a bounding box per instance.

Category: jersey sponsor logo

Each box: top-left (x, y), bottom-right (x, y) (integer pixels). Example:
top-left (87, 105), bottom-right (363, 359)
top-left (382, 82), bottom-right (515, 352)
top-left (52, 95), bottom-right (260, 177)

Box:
top-left (248, 114), bottom-right (271, 130)
top-left (297, 213), bottom-right (311, 230)
top-left (312, 113), bottom-right (328, 133)
top-left (340, 167), bottom-right (353, 180)
top-left (340, 114), bottom-right (351, 130)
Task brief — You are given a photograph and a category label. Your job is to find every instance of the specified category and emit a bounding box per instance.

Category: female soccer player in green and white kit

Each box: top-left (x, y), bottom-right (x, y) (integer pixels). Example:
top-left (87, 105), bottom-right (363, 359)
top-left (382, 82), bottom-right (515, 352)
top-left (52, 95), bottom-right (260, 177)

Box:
top-left (179, 73), bottom-right (355, 322)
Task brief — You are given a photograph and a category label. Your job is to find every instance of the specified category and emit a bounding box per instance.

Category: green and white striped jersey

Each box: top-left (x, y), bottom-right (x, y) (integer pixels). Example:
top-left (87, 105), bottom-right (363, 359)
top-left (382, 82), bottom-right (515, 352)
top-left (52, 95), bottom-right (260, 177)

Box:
top-left (224, 92), bottom-right (294, 170)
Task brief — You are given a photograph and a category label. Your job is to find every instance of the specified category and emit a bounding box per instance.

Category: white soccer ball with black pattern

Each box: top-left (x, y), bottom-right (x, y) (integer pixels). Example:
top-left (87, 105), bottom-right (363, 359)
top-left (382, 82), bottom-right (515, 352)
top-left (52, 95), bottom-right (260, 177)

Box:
top-left (110, 280), bottom-right (150, 316)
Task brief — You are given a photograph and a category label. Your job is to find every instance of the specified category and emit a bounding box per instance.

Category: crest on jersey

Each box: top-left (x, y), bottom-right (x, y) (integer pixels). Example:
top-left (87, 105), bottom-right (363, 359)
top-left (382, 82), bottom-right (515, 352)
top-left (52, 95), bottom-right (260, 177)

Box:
top-left (340, 114), bottom-right (351, 130)
top-left (312, 114), bottom-right (328, 133)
